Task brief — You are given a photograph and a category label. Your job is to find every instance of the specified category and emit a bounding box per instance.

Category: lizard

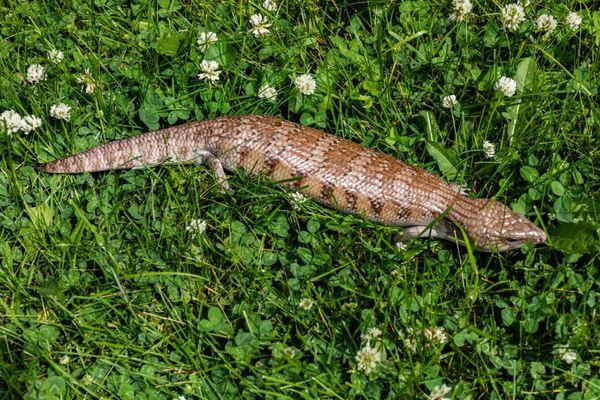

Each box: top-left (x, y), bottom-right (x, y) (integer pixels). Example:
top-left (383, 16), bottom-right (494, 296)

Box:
top-left (38, 115), bottom-right (547, 251)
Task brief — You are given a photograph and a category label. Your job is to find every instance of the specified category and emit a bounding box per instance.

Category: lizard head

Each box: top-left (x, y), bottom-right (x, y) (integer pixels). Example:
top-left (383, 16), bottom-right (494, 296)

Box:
top-left (450, 198), bottom-right (546, 252)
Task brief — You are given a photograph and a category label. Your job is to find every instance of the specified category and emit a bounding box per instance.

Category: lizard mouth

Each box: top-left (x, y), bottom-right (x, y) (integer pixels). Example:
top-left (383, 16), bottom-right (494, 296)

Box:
top-left (479, 228), bottom-right (547, 252)
top-left (479, 238), bottom-right (528, 252)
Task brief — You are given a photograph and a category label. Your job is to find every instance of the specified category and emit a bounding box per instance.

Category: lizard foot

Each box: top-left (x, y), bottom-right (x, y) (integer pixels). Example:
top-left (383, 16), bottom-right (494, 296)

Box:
top-left (395, 222), bottom-right (458, 246)
top-left (201, 153), bottom-right (230, 193)
top-left (450, 182), bottom-right (470, 196)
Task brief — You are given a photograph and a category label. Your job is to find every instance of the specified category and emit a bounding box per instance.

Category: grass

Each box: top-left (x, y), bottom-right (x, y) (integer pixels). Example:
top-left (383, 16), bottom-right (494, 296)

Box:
top-left (1, 0), bottom-right (599, 399)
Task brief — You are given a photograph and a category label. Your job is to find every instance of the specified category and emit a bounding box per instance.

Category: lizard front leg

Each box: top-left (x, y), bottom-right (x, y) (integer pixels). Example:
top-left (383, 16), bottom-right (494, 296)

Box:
top-left (396, 221), bottom-right (458, 246)
top-left (194, 151), bottom-right (230, 192)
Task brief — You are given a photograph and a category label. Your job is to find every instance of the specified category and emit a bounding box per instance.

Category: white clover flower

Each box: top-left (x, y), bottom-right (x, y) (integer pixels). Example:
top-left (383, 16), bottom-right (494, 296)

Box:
top-left (450, 0), bottom-right (473, 21)
top-left (82, 374), bottom-right (95, 385)
top-left (187, 219), bottom-right (207, 235)
top-left (75, 70), bottom-right (87, 84)
top-left (262, 0), bottom-right (277, 12)
top-left (361, 327), bottom-right (382, 343)
top-left (404, 337), bottom-right (417, 352)
top-left (399, 327), bottom-right (417, 351)
top-left (566, 12), bottom-right (582, 30)
top-left (282, 346), bottom-right (297, 358)
top-left (59, 355), bottom-right (70, 365)
top-left (197, 31), bottom-right (218, 52)
top-left (299, 297), bottom-right (314, 311)
top-left (424, 326), bottom-right (448, 345)
top-left (27, 64), bottom-right (46, 84)
top-left (21, 115), bottom-right (42, 134)
top-left (501, 3), bottom-right (526, 31)
top-left (294, 73), bottom-right (316, 95)
top-left (429, 384), bottom-right (452, 400)
top-left (197, 60), bottom-right (221, 82)
top-left (257, 83), bottom-right (278, 101)
top-left (50, 103), bottom-right (72, 121)
top-left (441, 94), bottom-right (458, 109)
top-left (249, 14), bottom-right (272, 38)
top-left (289, 191), bottom-right (308, 210)
top-left (535, 14), bottom-right (558, 38)
top-left (76, 68), bottom-right (96, 94)
top-left (495, 76), bottom-right (517, 97)
top-left (482, 140), bottom-right (496, 158)
top-left (355, 344), bottom-right (382, 375)
top-left (396, 242), bottom-right (407, 251)
top-left (177, 396), bottom-right (186, 400)
top-left (558, 345), bottom-right (577, 364)
top-left (85, 82), bottom-right (96, 94)
top-left (0, 110), bottom-right (24, 133)
top-left (48, 49), bottom-right (64, 64)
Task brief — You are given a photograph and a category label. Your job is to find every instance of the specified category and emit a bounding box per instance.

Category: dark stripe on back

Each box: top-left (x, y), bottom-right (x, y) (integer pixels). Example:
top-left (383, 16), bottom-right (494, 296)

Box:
top-left (345, 190), bottom-right (357, 210)
top-left (264, 156), bottom-right (279, 176)
top-left (370, 195), bottom-right (385, 216)
top-left (290, 171), bottom-right (308, 188)
top-left (320, 182), bottom-right (335, 203)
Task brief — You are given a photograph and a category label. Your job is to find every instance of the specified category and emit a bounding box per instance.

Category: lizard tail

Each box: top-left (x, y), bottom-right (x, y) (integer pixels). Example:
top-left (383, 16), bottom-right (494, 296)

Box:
top-left (38, 131), bottom-right (172, 173)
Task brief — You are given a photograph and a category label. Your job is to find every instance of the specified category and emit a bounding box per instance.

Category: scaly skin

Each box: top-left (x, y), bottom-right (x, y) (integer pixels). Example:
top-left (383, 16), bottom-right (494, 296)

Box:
top-left (39, 115), bottom-right (547, 251)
